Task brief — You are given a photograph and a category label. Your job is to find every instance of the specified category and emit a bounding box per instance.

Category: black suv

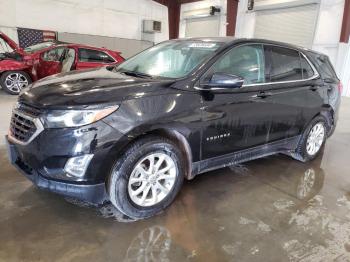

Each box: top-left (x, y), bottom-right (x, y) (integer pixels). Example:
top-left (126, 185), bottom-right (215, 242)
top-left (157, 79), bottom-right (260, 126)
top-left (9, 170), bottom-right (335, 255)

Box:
top-left (6, 38), bottom-right (341, 219)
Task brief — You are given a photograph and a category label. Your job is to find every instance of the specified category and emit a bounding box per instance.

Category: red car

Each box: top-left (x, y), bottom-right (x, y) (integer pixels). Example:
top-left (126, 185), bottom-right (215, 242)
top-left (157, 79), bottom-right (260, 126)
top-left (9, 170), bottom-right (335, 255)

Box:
top-left (0, 32), bottom-right (124, 94)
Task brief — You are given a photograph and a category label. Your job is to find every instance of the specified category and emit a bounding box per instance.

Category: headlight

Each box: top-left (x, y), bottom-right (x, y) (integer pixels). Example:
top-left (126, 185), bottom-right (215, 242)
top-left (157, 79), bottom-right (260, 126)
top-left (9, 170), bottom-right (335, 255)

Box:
top-left (42, 105), bottom-right (119, 128)
top-left (19, 84), bottom-right (33, 95)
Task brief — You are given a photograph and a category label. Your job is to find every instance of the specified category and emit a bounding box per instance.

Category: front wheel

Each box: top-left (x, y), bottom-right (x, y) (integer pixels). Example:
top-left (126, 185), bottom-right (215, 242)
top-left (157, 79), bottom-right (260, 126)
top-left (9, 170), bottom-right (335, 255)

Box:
top-left (108, 136), bottom-right (185, 219)
top-left (0, 71), bottom-right (32, 95)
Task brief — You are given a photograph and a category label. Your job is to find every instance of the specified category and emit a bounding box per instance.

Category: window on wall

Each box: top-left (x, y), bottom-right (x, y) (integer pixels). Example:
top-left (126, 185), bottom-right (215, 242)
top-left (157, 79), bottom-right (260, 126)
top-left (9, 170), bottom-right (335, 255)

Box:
top-left (207, 44), bottom-right (266, 85)
top-left (42, 47), bottom-right (65, 62)
top-left (269, 46), bottom-right (302, 82)
top-left (78, 48), bottom-right (115, 63)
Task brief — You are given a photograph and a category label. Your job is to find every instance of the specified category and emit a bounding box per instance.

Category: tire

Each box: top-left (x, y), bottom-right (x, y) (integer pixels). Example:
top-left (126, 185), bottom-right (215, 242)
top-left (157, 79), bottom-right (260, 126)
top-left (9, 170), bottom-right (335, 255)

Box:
top-left (0, 71), bottom-right (32, 95)
top-left (108, 136), bottom-right (185, 220)
top-left (292, 116), bottom-right (328, 162)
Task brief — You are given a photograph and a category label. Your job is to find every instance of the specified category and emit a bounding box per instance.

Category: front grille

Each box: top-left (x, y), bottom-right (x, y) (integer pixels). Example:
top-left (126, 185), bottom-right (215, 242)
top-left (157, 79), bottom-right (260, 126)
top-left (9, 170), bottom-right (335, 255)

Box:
top-left (9, 103), bottom-right (43, 144)
top-left (10, 113), bottom-right (37, 143)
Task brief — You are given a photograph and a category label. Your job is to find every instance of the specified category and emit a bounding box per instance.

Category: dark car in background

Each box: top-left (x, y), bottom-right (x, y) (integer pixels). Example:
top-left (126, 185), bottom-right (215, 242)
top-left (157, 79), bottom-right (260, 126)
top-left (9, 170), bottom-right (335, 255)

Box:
top-left (6, 37), bottom-right (341, 219)
top-left (0, 32), bottom-right (124, 94)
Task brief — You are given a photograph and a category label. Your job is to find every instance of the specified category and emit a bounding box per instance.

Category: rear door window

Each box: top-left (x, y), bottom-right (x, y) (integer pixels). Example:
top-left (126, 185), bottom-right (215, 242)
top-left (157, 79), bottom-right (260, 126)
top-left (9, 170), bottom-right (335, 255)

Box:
top-left (78, 48), bottom-right (115, 63)
top-left (269, 46), bottom-right (302, 82)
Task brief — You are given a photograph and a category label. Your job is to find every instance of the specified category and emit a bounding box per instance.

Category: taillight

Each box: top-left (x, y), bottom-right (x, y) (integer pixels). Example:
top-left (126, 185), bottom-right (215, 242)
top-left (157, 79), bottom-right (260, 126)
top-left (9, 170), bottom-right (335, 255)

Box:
top-left (338, 81), bottom-right (343, 94)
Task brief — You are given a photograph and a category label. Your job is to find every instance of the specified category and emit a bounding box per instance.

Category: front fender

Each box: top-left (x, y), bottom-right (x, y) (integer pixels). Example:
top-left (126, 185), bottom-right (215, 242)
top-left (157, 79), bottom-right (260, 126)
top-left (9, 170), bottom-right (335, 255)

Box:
top-left (103, 93), bottom-right (202, 162)
top-left (0, 59), bottom-right (30, 72)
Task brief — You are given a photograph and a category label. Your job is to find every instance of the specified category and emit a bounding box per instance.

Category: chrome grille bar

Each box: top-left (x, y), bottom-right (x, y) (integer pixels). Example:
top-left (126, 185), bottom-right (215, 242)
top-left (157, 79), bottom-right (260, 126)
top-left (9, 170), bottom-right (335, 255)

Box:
top-left (8, 107), bottom-right (44, 146)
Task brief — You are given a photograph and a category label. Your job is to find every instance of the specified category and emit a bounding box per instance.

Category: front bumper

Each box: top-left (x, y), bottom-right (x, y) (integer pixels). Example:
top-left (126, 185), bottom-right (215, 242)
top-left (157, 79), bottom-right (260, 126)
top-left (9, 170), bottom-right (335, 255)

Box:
top-left (6, 136), bottom-right (108, 205)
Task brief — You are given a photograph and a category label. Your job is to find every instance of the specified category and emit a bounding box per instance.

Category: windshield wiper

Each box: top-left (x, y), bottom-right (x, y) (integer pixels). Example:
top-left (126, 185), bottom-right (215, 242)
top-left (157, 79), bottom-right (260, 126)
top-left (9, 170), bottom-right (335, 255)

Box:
top-left (119, 70), bottom-right (153, 79)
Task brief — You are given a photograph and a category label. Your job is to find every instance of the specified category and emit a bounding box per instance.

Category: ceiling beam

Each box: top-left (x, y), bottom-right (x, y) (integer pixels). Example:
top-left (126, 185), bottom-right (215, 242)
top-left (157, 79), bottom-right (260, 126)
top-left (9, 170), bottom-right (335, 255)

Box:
top-left (152, 0), bottom-right (182, 39)
top-left (153, 0), bottom-right (239, 39)
top-left (152, 0), bottom-right (168, 6)
top-left (179, 0), bottom-right (203, 4)
top-left (152, 0), bottom-right (203, 6)
top-left (340, 0), bottom-right (350, 43)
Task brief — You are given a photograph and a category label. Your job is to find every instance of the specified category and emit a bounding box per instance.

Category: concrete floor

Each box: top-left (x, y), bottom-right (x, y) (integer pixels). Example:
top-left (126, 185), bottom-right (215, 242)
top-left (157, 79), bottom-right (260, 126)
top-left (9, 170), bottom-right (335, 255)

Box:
top-left (0, 93), bottom-right (17, 145)
top-left (1, 92), bottom-right (350, 261)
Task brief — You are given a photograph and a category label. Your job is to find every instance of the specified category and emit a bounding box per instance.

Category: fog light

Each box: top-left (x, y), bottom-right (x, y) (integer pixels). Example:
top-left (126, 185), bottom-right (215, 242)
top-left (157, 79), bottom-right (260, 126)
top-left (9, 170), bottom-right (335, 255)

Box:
top-left (64, 154), bottom-right (93, 178)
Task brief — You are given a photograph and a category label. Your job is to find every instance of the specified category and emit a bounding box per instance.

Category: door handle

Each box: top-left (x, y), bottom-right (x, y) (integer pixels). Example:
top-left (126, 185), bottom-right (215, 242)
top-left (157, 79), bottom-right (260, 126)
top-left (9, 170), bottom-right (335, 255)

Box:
top-left (255, 91), bottom-right (272, 99)
top-left (309, 85), bottom-right (319, 91)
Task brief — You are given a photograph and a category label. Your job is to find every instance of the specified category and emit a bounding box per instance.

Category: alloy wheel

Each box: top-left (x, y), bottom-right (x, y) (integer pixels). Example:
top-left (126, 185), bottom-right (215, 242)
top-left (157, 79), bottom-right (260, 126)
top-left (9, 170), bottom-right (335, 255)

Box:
top-left (306, 123), bottom-right (325, 156)
top-left (128, 152), bottom-right (177, 207)
top-left (5, 73), bottom-right (29, 93)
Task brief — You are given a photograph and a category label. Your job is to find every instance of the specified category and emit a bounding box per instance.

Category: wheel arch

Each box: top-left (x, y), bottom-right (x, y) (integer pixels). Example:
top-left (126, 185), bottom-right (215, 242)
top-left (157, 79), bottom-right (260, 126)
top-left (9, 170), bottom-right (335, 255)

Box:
top-left (317, 105), bottom-right (334, 133)
top-left (303, 105), bottom-right (334, 137)
top-left (145, 128), bottom-right (194, 180)
top-left (107, 127), bottom-right (194, 181)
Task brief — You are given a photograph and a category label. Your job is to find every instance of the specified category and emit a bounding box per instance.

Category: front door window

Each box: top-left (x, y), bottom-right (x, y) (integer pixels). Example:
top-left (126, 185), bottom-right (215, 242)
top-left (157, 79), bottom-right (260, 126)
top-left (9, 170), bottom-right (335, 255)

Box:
top-left (206, 44), bottom-right (266, 85)
top-left (42, 47), bottom-right (65, 62)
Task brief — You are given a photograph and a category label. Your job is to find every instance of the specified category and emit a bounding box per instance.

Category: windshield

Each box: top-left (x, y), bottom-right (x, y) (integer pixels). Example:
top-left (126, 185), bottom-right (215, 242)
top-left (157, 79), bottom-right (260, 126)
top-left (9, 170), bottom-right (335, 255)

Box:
top-left (0, 37), bottom-right (14, 53)
top-left (24, 42), bottom-right (56, 53)
top-left (117, 41), bottom-right (223, 78)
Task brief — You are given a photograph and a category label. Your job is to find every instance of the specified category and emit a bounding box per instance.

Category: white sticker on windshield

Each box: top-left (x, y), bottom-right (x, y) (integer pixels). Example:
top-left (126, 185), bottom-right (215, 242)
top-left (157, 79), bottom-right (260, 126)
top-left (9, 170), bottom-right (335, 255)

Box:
top-left (189, 43), bottom-right (217, 48)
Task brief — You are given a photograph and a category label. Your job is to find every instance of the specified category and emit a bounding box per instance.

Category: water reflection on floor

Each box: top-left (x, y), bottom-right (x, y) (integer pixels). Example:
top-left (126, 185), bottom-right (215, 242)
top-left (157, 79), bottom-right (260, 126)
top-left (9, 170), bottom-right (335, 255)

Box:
top-left (1, 145), bottom-right (350, 261)
top-left (1, 100), bottom-right (350, 261)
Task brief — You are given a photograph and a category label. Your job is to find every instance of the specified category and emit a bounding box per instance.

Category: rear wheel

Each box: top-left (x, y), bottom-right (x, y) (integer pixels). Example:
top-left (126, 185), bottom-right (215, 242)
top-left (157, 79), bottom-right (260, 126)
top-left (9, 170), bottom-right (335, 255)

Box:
top-left (108, 136), bottom-right (185, 219)
top-left (293, 116), bottom-right (327, 162)
top-left (0, 71), bottom-right (32, 95)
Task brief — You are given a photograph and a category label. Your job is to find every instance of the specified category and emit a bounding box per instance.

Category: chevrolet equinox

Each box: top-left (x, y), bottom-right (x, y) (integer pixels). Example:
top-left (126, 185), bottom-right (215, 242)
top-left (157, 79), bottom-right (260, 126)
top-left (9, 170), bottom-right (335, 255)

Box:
top-left (6, 38), bottom-right (341, 219)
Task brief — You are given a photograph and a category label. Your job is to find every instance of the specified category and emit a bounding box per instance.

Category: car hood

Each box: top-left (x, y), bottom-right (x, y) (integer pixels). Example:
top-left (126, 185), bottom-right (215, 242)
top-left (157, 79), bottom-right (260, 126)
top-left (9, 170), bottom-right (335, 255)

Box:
top-left (19, 67), bottom-right (177, 109)
top-left (0, 32), bottom-right (24, 54)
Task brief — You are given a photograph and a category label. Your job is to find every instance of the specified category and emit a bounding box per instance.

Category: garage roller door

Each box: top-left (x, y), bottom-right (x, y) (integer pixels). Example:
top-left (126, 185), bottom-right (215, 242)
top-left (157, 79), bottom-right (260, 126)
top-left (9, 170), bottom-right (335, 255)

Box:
top-left (185, 17), bottom-right (220, 38)
top-left (254, 4), bottom-right (319, 48)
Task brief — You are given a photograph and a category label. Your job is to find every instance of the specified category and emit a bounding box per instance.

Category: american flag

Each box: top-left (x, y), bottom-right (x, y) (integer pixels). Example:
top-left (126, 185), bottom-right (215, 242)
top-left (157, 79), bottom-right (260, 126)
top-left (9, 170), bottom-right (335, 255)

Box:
top-left (17, 28), bottom-right (57, 48)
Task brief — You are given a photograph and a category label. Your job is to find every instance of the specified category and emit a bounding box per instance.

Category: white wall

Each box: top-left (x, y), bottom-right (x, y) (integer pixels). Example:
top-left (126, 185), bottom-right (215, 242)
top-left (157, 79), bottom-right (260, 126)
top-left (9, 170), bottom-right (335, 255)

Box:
top-left (337, 42), bottom-right (350, 96)
top-left (236, 0), bottom-right (345, 62)
top-left (179, 0), bottom-right (228, 38)
top-left (235, 0), bottom-right (256, 38)
top-left (0, 0), bottom-right (169, 43)
top-left (235, 0), bottom-right (350, 96)
top-left (312, 0), bottom-right (344, 64)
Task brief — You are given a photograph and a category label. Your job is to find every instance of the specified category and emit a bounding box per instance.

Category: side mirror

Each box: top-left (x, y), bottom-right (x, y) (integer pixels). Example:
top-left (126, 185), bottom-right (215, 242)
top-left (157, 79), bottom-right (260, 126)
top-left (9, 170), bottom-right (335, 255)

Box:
top-left (202, 73), bottom-right (244, 89)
